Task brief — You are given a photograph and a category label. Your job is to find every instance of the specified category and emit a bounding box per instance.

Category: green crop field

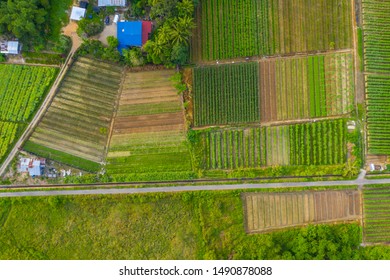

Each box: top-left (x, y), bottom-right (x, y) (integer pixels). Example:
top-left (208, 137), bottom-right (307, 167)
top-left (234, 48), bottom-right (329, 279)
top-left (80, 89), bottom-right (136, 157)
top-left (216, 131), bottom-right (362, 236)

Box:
top-left (366, 75), bottom-right (390, 155)
top-left (202, 119), bottom-right (347, 170)
top-left (362, 0), bottom-right (390, 74)
top-left (193, 63), bottom-right (260, 126)
top-left (192, 0), bottom-right (352, 61)
top-left (0, 64), bottom-right (57, 163)
top-left (260, 53), bottom-right (354, 122)
top-left (362, 1), bottom-right (390, 156)
top-left (25, 57), bottom-right (123, 170)
top-left (106, 70), bottom-right (194, 181)
top-left (363, 185), bottom-right (390, 243)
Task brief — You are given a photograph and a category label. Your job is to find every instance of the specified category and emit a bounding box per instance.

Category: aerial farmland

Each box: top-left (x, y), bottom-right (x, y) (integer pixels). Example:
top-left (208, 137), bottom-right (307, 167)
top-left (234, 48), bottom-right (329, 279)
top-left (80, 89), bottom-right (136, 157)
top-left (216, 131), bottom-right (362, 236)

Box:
top-left (2, 0), bottom-right (390, 262)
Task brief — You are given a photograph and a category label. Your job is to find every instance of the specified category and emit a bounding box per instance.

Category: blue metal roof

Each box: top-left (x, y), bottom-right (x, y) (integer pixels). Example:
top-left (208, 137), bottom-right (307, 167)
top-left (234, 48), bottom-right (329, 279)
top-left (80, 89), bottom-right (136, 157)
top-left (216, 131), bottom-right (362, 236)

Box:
top-left (117, 21), bottom-right (142, 52)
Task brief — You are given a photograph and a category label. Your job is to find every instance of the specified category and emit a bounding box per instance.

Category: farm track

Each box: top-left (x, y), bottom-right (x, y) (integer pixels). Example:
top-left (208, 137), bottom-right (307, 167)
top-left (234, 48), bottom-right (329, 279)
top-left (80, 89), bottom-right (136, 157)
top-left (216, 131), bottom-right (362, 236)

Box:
top-left (1, 172), bottom-right (390, 196)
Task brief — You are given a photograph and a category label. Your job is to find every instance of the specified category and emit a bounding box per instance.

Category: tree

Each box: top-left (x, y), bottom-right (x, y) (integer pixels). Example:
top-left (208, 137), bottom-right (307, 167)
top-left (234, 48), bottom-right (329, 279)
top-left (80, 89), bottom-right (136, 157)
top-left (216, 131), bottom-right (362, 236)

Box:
top-left (77, 15), bottom-right (104, 37)
top-left (171, 43), bottom-right (189, 65)
top-left (123, 48), bottom-right (145, 66)
top-left (107, 36), bottom-right (119, 48)
top-left (0, 0), bottom-right (49, 46)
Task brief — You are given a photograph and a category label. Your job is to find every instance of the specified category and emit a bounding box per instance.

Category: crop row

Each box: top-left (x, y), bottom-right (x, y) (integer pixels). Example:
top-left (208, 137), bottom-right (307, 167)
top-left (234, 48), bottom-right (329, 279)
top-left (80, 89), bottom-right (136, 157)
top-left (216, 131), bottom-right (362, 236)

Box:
top-left (193, 63), bottom-right (260, 126)
top-left (0, 65), bottom-right (57, 122)
top-left (363, 185), bottom-right (390, 243)
top-left (289, 119), bottom-right (347, 165)
top-left (362, 0), bottom-right (390, 73)
top-left (203, 119), bottom-right (347, 170)
top-left (0, 122), bottom-right (19, 163)
top-left (365, 75), bottom-right (390, 155)
top-left (196, 0), bottom-right (352, 61)
top-left (26, 58), bottom-right (122, 168)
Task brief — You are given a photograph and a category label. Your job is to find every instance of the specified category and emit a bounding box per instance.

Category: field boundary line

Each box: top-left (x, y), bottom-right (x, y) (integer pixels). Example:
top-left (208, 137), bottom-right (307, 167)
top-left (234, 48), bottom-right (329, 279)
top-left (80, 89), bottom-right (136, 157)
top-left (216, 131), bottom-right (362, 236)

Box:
top-left (103, 68), bottom-right (126, 164)
top-left (194, 49), bottom-right (354, 67)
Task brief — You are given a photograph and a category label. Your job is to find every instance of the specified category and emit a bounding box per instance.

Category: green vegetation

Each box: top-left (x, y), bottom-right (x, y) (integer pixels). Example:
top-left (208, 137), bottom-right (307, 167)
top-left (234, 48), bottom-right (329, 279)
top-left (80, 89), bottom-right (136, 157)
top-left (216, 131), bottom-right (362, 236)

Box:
top-left (289, 119), bottom-right (347, 165)
top-left (362, 0), bottom-right (390, 73)
top-left (0, 190), bottom-right (389, 259)
top-left (0, 0), bottom-right (72, 47)
top-left (366, 75), bottom-right (390, 155)
top-left (142, 0), bottom-right (196, 66)
top-left (23, 52), bottom-right (65, 65)
top-left (23, 141), bottom-right (101, 172)
top-left (0, 64), bottom-right (57, 164)
top-left (193, 0), bottom-right (352, 61)
top-left (363, 185), bottom-right (390, 243)
top-left (199, 119), bottom-right (347, 171)
top-left (106, 70), bottom-right (194, 181)
top-left (193, 63), bottom-right (260, 126)
top-left (260, 53), bottom-right (354, 122)
top-left (25, 57), bottom-right (123, 169)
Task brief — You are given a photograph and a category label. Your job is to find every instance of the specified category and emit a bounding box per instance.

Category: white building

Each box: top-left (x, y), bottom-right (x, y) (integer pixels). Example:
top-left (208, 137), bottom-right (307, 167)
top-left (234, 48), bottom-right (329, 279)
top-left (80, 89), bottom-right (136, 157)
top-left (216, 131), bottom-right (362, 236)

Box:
top-left (0, 41), bottom-right (20, 54)
top-left (70, 6), bottom-right (86, 21)
top-left (18, 158), bottom-right (45, 177)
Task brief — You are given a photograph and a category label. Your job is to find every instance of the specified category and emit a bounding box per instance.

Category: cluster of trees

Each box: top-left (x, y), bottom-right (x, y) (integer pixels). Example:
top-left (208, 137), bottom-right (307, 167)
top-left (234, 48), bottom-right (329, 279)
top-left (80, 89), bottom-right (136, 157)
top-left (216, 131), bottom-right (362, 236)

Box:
top-left (75, 36), bottom-right (121, 63)
top-left (126, 0), bottom-right (196, 66)
top-left (0, 0), bottom-right (71, 48)
top-left (144, 0), bottom-right (196, 65)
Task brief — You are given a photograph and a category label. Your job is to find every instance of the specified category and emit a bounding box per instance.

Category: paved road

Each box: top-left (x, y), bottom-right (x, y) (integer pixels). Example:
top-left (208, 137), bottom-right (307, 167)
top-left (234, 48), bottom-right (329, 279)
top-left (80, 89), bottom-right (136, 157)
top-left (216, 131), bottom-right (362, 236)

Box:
top-left (1, 175), bottom-right (390, 198)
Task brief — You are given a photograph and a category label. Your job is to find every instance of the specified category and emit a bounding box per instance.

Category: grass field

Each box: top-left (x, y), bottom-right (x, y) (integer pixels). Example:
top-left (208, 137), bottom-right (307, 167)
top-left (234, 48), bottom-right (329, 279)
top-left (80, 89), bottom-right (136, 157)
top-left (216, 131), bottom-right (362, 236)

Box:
top-left (0, 190), bottom-right (373, 260)
top-left (191, 0), bottom-right (353, 61)
top-left (106, 70), bottom-right (194, 181)
top-left (0, 64), bottom-right (57, 164)
top-left (244, 190), bottom-right (361, 233)
top-left (25, 57), bottom-right (122, 170)
top-left (193, 63), bottom-right (260, 126)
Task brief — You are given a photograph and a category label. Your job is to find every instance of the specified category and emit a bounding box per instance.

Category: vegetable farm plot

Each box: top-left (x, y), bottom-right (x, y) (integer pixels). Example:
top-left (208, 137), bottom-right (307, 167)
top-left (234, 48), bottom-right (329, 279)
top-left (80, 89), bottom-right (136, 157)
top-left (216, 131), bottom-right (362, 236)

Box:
top-left (106, 70), bottom-right (194, 181)
top-left (289, 119), bottom-right (347, 165)
top-left (362, 1), bottom-right (390, 156)
top-left (0, 64), bottom-right (57, 164)
top-left (193, 63), bottom-right (260, 126)
top-left (25, 57), bottom-right (123, 171)
top-left (363, 185), bottom-right (390, 243)
top-left (243, 190), bottom-right (361, 233)
top-left (362, 0), bottom-right (390, 74)
top-left (202, 119), bottom-right (347, 170)
top-left (191, 0), bottom-right (352, 61)
top-left (260, 53), bottom-right (354, 122)
top-left (366, 75), bottom-right (390, 155)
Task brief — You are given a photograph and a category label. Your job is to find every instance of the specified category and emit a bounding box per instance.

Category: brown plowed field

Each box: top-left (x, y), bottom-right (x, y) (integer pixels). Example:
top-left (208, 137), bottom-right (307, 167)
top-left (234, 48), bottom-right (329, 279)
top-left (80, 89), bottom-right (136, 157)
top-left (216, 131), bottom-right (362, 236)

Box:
top-left (109, 69), bottom-right (186, 144)
top-left (243, 190), bottom-right (361, 233)
top-left (260, 60), bottom-right (277, 122)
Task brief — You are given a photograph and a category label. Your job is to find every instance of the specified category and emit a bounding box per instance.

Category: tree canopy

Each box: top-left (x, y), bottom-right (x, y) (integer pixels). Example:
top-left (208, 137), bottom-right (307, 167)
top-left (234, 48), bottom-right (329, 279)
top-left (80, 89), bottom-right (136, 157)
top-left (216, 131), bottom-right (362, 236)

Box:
top-left (0, 0), bottom-right (48, 45)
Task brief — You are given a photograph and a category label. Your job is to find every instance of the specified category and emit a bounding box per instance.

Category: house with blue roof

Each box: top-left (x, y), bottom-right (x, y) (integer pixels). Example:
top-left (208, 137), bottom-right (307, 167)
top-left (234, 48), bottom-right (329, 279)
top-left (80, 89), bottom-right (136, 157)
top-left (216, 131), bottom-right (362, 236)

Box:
top-left (117, 21), bottom-right (152, 53)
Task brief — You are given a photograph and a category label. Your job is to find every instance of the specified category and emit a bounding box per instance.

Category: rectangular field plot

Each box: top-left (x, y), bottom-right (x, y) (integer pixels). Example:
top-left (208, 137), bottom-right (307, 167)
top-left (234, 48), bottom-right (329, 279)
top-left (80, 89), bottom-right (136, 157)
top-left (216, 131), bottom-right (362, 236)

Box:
top-left (106, 70), bottom-right (193, 181)
top-left (202, 119), bottom-right (347, 170)
top-left (366, 76), bottom-right (390, 155)
top-left (244, 190), bottom-right (361, 233)
top-left (260, 53), bottom-right (354, 122)
top-left (193, 63), bottom-right (260, 126)
top-left (362, 0), bottom-right (390, 74)
top-left (191, 0), bottom-right (352, 61)
top-left (26, 57), bottom-right (123, 169)
top-left (363, 185), bottom-right (390, 243)
top-left (0, 64), bottom-right (57, 164)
